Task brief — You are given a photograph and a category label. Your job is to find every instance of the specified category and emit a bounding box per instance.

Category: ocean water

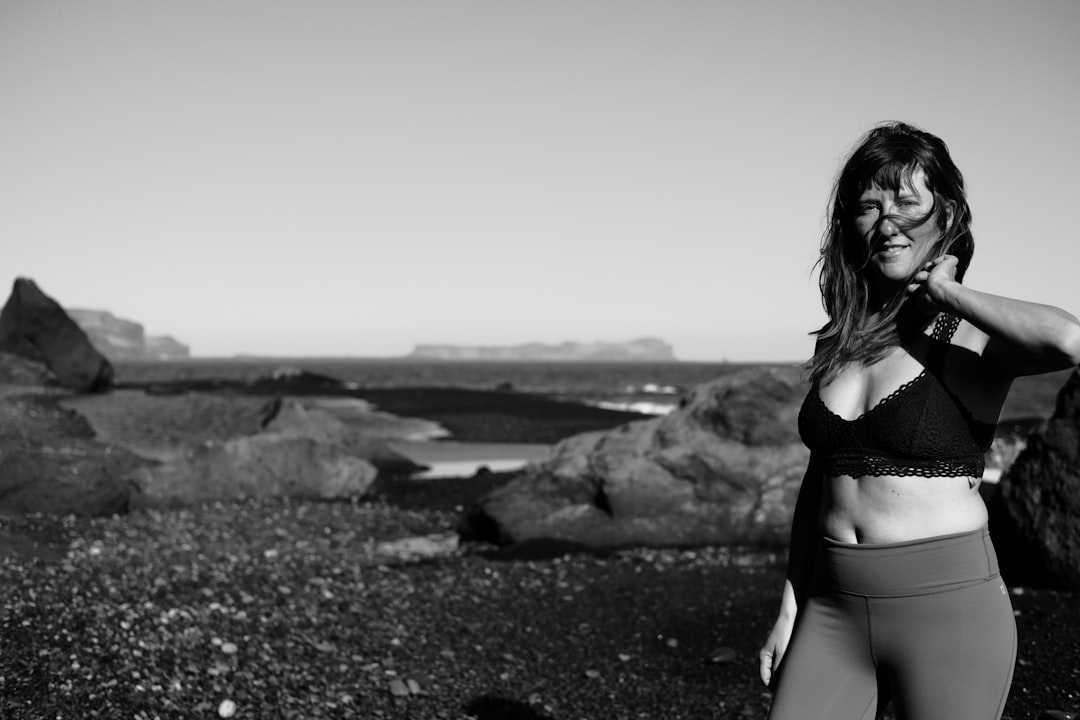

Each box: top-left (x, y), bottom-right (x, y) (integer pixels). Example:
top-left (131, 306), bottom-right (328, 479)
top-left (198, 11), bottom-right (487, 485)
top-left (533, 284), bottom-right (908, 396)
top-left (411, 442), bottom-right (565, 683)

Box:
top-left (114, 358), bottom-right (1073, 423)
top-left (114, 359), bottom-right (769, 415)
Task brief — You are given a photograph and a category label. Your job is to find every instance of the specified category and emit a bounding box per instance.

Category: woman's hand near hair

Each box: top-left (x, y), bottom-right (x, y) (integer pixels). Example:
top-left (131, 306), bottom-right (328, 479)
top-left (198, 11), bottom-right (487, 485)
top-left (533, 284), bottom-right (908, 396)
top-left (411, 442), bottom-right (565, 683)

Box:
top-left (906, 254), bottom-right (960, 314)
top-left (907, 254), bottom-right (1080, 376)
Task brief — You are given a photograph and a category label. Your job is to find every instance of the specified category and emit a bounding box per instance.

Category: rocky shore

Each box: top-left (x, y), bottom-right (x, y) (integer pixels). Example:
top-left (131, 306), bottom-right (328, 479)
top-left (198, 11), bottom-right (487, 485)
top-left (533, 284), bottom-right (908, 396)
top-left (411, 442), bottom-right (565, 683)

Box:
top-left (0, 384), bottom-right (1077, 719)
top-left (1, 278), bottom-right (1076, 718)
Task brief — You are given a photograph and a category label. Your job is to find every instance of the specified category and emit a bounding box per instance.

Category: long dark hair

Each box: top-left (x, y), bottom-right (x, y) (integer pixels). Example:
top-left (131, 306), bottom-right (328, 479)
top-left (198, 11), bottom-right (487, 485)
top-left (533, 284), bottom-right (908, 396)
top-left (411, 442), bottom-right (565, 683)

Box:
top-left (806, 122), bottom-right (974, 385)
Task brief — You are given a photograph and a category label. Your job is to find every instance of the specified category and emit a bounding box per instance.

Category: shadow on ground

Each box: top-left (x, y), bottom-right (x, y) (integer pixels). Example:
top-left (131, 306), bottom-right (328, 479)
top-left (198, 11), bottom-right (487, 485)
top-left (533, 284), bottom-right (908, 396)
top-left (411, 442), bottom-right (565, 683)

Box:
top-left (464, 695), bottom-right (556, 720)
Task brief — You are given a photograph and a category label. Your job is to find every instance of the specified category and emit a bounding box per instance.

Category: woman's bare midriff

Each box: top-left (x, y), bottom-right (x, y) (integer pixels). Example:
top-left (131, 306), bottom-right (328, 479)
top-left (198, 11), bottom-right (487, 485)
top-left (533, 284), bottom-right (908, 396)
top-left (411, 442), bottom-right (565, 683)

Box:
top-left (821, 474), bottom-right (989, 544)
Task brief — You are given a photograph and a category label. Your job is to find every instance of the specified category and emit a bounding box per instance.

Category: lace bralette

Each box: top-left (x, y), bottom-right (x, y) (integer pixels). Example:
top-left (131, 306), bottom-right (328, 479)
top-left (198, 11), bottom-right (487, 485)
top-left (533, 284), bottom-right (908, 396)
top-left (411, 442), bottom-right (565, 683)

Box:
top-left (798, 314), bottom-right (996, 478)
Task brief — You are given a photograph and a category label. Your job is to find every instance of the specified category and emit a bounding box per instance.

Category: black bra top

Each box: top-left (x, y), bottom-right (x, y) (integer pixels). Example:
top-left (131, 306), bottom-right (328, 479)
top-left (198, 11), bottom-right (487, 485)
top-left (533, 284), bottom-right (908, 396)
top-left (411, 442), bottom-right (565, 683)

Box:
top-left (798, 313), bottom-right (996, 479)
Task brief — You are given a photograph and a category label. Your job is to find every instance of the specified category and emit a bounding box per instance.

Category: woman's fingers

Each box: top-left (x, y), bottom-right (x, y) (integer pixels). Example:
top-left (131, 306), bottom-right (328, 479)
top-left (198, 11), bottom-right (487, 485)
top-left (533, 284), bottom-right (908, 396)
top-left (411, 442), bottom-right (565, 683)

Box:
top-left (908, 271), bottom-right (930, 295)
top-left (759, 642), bottom-right (786, 687)
top-left (759, 648), bottom-right (774, 686)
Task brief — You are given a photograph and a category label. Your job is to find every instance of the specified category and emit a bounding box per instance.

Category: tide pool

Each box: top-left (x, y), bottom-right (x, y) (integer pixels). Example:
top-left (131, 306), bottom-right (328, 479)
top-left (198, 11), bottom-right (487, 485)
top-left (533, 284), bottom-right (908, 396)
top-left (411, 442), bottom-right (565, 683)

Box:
top-left (389, 441), bottom-right (551, 479)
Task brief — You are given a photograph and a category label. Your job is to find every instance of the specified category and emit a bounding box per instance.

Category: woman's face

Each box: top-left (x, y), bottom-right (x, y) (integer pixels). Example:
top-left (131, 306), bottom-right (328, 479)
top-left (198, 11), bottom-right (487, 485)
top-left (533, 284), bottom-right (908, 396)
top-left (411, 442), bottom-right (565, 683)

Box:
top-left (853, 167), bottom-right (947, 289)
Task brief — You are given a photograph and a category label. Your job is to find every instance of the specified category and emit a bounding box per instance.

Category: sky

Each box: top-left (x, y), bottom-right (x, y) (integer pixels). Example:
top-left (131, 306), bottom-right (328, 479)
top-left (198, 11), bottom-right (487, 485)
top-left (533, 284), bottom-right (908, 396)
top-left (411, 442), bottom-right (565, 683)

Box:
top-left (2, 0), bottom-right (1078, 361)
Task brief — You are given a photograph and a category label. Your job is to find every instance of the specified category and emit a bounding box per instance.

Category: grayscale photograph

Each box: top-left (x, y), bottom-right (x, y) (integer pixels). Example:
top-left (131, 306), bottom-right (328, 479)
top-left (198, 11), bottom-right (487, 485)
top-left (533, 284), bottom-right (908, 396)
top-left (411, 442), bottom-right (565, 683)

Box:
top-left (2, 1), bottom-right (1079, 718)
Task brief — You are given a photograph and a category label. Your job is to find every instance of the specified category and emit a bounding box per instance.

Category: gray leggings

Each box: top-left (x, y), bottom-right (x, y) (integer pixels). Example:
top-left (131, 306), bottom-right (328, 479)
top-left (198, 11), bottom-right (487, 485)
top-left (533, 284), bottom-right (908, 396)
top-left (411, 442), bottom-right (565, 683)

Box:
top-left (768, 526), bottom-right (1016, 720)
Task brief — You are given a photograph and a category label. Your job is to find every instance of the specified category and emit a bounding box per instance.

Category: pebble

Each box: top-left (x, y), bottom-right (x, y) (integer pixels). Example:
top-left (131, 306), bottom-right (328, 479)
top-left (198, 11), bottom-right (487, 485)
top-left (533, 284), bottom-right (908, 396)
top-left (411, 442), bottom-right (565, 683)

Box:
top-left (406, 678), bottom-right (421, 694)
top-left (708, 647), bottom-right (738, 664)
top-left (389, 679), bottom-right (410, 697)
top-left (218, 699), bottom-right (237, 718)
top-left (220, 642), bottom-right (238, 655)
top-left (375, 533), bottom-right (459, 559)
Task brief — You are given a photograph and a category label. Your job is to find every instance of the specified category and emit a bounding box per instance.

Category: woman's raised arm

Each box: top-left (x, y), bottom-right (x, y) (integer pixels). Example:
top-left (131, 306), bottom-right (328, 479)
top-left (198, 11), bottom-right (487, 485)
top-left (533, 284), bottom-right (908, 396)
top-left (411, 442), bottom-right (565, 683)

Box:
top-left (912, 254), bottom-right (1080, 376)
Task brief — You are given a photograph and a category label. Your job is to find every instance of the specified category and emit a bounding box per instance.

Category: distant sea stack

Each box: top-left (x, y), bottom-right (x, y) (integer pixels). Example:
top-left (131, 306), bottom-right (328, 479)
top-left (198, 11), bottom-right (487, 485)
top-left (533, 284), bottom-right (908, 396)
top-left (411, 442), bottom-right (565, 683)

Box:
top-left (0, 278), bottom-right (114, 391)
top-left (68, 309), bottom-right (190, 361)
top-left (408, 337), bottom-right (676, 362)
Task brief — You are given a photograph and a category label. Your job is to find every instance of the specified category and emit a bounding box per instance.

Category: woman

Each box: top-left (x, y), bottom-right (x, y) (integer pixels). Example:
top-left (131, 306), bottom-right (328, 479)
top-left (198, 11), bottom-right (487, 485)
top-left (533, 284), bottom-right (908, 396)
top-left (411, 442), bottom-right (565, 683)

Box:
top-left (758, 122), bottom-right (1080, 720)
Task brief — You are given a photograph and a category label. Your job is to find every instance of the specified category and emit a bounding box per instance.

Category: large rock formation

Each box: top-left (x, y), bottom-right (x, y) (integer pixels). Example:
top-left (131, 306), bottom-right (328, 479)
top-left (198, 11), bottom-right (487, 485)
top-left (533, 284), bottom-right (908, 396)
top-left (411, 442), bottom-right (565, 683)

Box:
top-left (0, 278), bottom-right (113, 391)
top-left (461, 366), bottom-right (810, 548)
top-left (127, 433), bottom-right (378, 509)
top-left (59, 393), bottom-right (408, 510)
top-left (0, 439), bottom-right (146, 516)
top-left (0, 393), bottom-right (146, 516)
top-left (258, 397), bottom-right (427, 475)
top-left (123, 396), bottom-right (431, 508)
top-left (0, 380), bottom-right (433, 516)
top-left (409, 337), bottom-right (676, 362)
top-left (990, 368), bottom-right (1080, 589)
top-left (67, 309), bottom-right (190, 360)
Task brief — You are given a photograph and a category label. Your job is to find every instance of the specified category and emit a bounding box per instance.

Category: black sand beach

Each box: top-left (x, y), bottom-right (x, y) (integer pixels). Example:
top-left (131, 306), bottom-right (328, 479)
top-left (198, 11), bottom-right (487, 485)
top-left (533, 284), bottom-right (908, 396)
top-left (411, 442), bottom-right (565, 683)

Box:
top-left (0, 380), bottom-right (1077, 719)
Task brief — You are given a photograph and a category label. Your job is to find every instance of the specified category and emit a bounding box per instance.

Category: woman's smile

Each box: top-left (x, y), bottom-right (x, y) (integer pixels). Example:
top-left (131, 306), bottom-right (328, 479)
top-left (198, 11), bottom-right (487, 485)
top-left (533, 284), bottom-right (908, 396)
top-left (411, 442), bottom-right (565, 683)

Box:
top-left (876, 242), bottom-right (912, 261)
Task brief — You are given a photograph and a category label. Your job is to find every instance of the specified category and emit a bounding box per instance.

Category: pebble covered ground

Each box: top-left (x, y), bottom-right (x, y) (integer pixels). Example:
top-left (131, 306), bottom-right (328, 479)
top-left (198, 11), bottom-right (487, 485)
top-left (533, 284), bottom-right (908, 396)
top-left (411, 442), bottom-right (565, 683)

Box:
top-left (1, 485), bottom-right (1079, 720)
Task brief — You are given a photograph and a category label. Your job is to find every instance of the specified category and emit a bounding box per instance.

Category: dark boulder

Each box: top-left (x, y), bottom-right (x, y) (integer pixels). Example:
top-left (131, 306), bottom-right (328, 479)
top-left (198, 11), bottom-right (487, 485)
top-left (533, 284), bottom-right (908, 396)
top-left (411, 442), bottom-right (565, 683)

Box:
top-left (461, 366), bottom-right (810, 548)
top-left (61, 392), bottom-right (385, 508)
top-left (0, 392), bottom-right (96, 445)
top-left (990, 368), bottom-right (1080, 589)
top-left (0, 387), bottom-right (417, 516)
top-left (126, 433), bottom-right (379, 508)
top-left (0, 394), bottom-right (146, 517)
top-left (259, 397), bottom-right (427, 474)
top-left (0, 439), bottom-right (145, 516)
top-left (0, 278), bottom-right (113, 391)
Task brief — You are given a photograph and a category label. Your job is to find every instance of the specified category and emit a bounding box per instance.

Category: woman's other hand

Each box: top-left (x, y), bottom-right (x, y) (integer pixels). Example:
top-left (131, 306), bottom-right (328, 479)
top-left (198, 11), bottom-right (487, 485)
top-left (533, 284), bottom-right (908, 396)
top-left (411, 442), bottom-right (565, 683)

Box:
top-left (758, 612), bottom-right (796, 688)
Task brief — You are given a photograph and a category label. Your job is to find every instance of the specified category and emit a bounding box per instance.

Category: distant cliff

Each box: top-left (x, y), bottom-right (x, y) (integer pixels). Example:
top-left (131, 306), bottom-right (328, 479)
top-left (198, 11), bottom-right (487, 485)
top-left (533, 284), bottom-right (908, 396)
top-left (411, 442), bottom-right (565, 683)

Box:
top-left (408, 338), bottom-right (676, 362)
top-left (67, 309), bottom-right (190, 361)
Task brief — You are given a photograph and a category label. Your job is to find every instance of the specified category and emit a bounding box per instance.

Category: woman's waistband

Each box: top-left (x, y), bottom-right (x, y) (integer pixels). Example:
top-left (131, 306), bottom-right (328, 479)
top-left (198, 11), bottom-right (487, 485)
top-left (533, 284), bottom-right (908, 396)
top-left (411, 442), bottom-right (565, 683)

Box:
top-left (816, 525), bottom-right (1000, 598)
